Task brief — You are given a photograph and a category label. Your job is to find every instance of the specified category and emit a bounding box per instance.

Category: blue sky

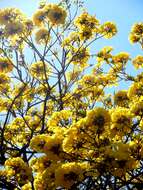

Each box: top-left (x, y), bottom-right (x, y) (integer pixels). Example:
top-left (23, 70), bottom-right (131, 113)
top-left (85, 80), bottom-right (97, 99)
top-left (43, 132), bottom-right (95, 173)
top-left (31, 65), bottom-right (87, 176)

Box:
top-left (0, 0), bottom-right (142, 54)
top-left (86, 0), bottom-right (143, 53)
top-left (0, 0), bottom-right (143, 90)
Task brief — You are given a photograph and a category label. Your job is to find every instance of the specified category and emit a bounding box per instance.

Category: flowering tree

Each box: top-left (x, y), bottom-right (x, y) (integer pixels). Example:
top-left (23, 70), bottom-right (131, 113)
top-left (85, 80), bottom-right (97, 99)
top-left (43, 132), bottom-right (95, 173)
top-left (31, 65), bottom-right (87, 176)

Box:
top-left (0, 0), bottom-right (143, 189)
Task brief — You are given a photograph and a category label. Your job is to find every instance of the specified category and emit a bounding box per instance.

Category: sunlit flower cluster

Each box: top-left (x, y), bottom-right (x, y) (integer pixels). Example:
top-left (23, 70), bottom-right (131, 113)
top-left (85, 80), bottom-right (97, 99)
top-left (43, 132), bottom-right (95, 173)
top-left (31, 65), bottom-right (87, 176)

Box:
top-left (132, 55), bottom-right (143, 69)
top-left (0, 7), bottom-right (33, 39)
top-left (99, 21), bottom-right (117, 39)
top-left (129, 22), bottom-right (143, 48)
top-left (0, 57), bottom-right (13, 73)
top-left (33, 3), bottom-right (67, 26)
top-left (35, 27), bottom-right (50, 44)
top-left (74, 12), bottom-right (100, 40)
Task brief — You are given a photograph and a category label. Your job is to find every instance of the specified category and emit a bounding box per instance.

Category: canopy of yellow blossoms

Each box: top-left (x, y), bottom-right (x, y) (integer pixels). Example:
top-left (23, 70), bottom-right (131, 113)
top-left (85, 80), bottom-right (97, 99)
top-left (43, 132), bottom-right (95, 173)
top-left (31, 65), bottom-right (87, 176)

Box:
top-left (0, 0), bottom-right (143, 190)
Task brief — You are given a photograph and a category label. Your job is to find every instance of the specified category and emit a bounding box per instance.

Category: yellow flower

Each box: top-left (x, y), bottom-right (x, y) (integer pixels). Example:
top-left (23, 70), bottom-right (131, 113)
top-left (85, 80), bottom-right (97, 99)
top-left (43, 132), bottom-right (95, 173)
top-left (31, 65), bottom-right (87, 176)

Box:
top-left (35, 27), bottom-right (50, 44)
top-left (129, 23), bottom-right (143, 47)
top-left (30, 61), bottom-right (51, 79)
top-left (63, 123), bottom-right (88, 154)
top-left (68, 47), bottom-right (90, 68)
top-left (24, 115), bottom-right (41, 131)
top-left (132, 55), bottom-right (143, 69)
top-left (110, 108), bottom-right (133, 137)
top-left (4, 22), bottom-right (24, 37)
top-left (43, 134), bottom-right (64, 160)
top-left (74, 12), bottom-right (99, 31)
top-left (30, 134), bottom-right (48, 152)
top-left (34, 163), bottom-right (58, 190)
top-left (0, 98), bottom-right (11, 112)
top-left (114, 90), bottom-right (129, 107)
top-left (139, 118), bottom-right (143, 130)
top-left (129, 33), bottom-right (140, 44)
top-left (34, 173), bottom-right (47, 190)
top-left (12, 83), bottom-right (28, 97)
top-left (111, 108), bottom-right (132, 125)
top-left (39, 0), bottom-right (47, 9)
top-left (100, 21), bottom-right (117, 39)
top-left (109, 142), bottom-right (139, 177)
top-left (112, 52), bottom-right (130, 64)
top-left (12, 84), bottom-right (37, 105)
top-left (5, 157), bottom-right (32, 185)
top-left (128, 82), bottom-right (143, 99)
top-left (23, 19), bottom-right (34, 35)
top-left (0, 8), bottom-right (25, 25)
top-left (23, 86), bottom-right (36, 102)
top-left (32, 9), bottom-right (46, 26)
top-left (44, 4), bottom-right (67, 25)
top-left (86, 107), bottom-right (111, 134)
top-left (0, 169), bottom-right (7, 176)
top-left (131, 22), bottom-right (143, 35)
top-left (47, 110), bottom-right (72, 131)
top-left (0, 83), bottom-right (10, 95)
top-left (4, 117), bottom-right (31, 146)
top-left (78, 27), bottom-right (94, 41)
top-left (0, 8), bottom-right (28, 38)
top-left (96, 46), bottom-right (113, 63)
top-left (55, 162), bottom-right (86, 189)
top-left (5, 117), bottom-right (25, 142)
top-left (131, 100), bottom-right (143, 117)
top-left (0, 73), bottom-right (10, 86)
top-left (0, 57), bottom-right (13, 73)
top-left (30, 155), bottom-right (52, 173)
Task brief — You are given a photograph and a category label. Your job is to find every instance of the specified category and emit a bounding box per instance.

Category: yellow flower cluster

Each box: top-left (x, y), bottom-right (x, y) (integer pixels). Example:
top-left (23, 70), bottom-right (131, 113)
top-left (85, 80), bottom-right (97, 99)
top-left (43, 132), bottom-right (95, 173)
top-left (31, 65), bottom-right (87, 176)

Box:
top-left (33, 3), bottom-right (67, 26)
top-left (0, 57), bottom-right (13, 73)
top-left (30, 61), bottom-right (51, 79)
top-left (35, 27), bottom-right (50, 44)
top-left (128, 81), bottom-right (143, 99)
top-left (99, 21), bottom-right (117, 39)
top-left (132, 55), bottom-right (143, 69)
top-left (32, 9), bottom-right (46, 27)
top-left (55, 162), bottom-right (87, 189)
top-left (45, 4), bottom-right (67, 25)
top-left (68, 47), bottom-right (90, 68)
top-left (86, 107), bottom-right (111, 134)
top-left (0, 8), bottom-right (33, 38)
top-left (112, 52), bottom-right (130, 64)
top-left (74, 12), bottom-right (99, 40)
top-left (114, 90), bottom-right (129, 107)
top-left (1, 1), bottom-right (143, 189)
top-left (96, 48), bottom-right (130, 79)
top-left (129, 22), bottom-right (143, 48)
top-left (47, 110), bottom-right (72, 132)
top-left (96, 46), bottom-right (113, 63)
top-left (0, 58), bottom-right (13, 95)
top-left (5, 157), bottom-right (32, 186)
top-left (131, 100), bottom-right (143, 117)
top-left (110, 107), bottom-right (133, 138)
top-left (0, 8), bottom-right (24, 25)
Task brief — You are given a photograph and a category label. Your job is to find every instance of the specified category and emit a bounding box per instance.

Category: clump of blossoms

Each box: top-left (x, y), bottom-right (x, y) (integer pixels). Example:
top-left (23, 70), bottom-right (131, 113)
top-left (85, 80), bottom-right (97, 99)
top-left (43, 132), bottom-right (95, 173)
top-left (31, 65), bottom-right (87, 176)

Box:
top-left (0, 0), bottom-right (143, 190)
